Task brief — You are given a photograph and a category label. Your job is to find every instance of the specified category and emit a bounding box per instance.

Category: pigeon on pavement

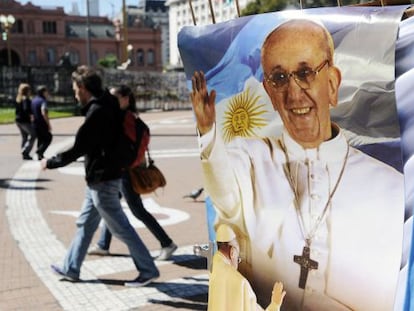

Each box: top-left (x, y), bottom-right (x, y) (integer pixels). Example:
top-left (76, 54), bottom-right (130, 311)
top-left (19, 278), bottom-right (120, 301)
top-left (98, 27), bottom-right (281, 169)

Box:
top-left (183, 187), bottom-right (204, 201)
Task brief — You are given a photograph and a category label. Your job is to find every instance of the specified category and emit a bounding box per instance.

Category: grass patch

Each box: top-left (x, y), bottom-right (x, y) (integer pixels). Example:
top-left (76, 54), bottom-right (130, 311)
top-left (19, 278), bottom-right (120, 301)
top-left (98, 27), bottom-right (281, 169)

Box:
top-left (0, 107), bottom-right (78, 125)
top-left (0, 108), bottom-right (15, 124)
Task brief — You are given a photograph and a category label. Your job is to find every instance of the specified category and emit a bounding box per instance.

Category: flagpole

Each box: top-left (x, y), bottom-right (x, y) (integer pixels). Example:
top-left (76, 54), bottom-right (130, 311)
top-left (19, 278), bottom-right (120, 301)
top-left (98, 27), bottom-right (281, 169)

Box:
top-left (235, 0), bottom-right (240, 17)
top-left (122, 0), bottom-right (128, 63)
top-left (208, 0), bottom-right (216, 24)
top-left (86, 0), bottom-right (91, 66)
top-left (189, 0), bottom-right (197, 25)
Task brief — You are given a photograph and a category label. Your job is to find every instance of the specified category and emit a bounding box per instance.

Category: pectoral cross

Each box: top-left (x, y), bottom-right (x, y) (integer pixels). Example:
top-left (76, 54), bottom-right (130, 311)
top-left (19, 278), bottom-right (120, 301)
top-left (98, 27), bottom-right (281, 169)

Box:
top-left (293, 245), bottom-right (318, 289)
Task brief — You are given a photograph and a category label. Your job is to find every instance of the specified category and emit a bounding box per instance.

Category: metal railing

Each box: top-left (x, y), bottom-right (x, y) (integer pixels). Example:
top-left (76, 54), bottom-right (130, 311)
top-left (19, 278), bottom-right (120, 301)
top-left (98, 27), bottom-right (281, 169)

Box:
top-left (0, 66), bottom-right (192, 111)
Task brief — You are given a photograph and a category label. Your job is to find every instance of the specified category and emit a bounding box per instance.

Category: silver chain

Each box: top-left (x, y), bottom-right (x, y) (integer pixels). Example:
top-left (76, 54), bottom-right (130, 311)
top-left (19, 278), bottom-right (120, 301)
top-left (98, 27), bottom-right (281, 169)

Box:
top-left (279, 139), bottom-right (349, 247)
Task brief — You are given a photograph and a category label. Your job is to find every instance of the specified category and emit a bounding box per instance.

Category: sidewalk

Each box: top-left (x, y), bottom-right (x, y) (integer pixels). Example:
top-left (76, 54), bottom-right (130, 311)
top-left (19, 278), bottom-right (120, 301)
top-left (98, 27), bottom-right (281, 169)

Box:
top-left (0, 112), bottom-right (209, 310)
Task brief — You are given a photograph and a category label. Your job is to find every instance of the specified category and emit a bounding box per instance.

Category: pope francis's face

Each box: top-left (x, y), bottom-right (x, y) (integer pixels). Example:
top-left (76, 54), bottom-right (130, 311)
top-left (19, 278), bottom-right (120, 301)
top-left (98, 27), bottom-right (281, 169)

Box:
top-left (262, 20), bottom-right (341, 149)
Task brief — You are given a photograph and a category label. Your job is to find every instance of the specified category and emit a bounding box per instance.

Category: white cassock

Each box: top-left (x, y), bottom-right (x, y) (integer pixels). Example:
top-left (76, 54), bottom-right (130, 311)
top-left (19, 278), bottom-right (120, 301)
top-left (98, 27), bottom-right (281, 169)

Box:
top-left (208, 251), bottom-right (280, 311)
top-left (200, 124), bottom-right (408, 311)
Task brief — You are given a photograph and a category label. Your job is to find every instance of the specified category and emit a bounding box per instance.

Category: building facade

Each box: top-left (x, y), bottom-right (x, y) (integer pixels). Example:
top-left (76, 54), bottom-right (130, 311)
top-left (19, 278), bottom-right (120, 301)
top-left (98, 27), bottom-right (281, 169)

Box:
top-left (145, 0), bottom-right (170, 69)
top-left (165, 0), bottom-right (250, 67)
top-left (120, 2), bottom-right (170, 70)
top-left (0, 0), bottom-right (162, 72)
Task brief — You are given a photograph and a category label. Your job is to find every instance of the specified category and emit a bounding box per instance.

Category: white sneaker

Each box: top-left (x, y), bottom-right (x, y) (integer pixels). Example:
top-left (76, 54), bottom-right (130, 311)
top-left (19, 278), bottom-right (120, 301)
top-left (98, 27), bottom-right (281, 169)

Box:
top-left (156, 243), bottom-right (177, 260)
top-left (124, 275), bottom-right (159, 287)
top-left (87, 245), bottom-right (109, 256)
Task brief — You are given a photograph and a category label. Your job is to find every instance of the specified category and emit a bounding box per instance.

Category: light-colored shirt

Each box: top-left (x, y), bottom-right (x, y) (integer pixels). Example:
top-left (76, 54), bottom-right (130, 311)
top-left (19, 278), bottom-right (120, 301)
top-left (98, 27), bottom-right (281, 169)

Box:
top-left (200, 124), bottom-right (408, 311)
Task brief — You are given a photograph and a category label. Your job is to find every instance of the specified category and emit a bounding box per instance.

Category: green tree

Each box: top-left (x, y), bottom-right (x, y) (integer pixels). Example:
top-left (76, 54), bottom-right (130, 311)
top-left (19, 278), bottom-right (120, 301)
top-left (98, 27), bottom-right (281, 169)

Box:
top-left (241, 0), bottom-right (361, 16)
top-left (242, 0), bottom-right (290, 15)
top-left (98, 54), bottom-right (118, 69)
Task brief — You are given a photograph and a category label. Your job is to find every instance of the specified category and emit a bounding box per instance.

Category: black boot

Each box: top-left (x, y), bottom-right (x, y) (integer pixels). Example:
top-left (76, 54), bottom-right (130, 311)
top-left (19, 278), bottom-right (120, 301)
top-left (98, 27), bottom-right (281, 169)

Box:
top-left (22, 153), bottom-right (33, 160)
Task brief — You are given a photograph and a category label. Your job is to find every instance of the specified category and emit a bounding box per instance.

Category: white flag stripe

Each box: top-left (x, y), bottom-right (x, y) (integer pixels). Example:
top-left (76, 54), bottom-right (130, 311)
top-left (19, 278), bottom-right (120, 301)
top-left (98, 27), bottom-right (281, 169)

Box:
top-left (150, 148), bottom-right (200, 158)
top-left (72, 149), bottom-right (200, 163)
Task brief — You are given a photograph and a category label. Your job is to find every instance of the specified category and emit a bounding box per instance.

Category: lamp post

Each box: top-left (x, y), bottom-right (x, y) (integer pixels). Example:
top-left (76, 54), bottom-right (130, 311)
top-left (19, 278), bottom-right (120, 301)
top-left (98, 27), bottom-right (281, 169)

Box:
top-left (127, 44), bottom-right (133, 59)
top-left (0, 14), bottom-right (15, 66)
top-left (122, 0), bottom-right (128, 63)
top-left (85, 0), bottom-right (91, 66)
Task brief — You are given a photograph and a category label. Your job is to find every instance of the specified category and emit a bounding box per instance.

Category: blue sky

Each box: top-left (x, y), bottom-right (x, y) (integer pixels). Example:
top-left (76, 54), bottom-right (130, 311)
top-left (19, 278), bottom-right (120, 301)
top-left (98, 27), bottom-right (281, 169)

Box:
top-left (15, 1), bottom-right (138, 18)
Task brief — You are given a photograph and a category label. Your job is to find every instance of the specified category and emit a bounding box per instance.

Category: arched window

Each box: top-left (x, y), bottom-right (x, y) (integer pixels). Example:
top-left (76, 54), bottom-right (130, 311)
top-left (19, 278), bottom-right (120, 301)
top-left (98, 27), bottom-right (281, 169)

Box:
top-left (28, 50), bottom-right (37, 65)
top-left (46, 48), bottom-right (56, 64)
top-left (27, 21), bottom-right (35, 34)
top-left (91, 51), bottom-right (98, 66)
top-left (43, 21), bottom-right (57, 34)
top-left (137, 49), bottom-right (144, 66)
top-left (14, 19), bottom-right (23, 33)
top-left (147, 49), bottom-right (155, 65)
top-left (69, 50), bottom-right (80, 65)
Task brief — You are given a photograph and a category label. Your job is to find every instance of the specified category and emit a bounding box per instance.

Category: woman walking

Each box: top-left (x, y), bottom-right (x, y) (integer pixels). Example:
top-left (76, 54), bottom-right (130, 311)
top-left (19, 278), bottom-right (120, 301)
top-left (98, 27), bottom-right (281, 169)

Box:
top-left (88, 85), bottom-right (177, 260)
top-left (15, 83), bottom-right (36, 160)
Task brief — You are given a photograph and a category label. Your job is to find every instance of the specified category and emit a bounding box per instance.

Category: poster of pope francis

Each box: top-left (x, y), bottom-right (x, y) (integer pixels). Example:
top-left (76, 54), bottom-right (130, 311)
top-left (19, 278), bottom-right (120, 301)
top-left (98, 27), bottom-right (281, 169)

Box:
top-left (179, 5), bottom-right (413, 311)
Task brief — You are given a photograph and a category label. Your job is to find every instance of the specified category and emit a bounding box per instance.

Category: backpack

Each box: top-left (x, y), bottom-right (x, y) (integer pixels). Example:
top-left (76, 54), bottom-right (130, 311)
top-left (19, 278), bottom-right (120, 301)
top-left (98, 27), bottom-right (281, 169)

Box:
top-left (119, 110), bottom-right (150, 169)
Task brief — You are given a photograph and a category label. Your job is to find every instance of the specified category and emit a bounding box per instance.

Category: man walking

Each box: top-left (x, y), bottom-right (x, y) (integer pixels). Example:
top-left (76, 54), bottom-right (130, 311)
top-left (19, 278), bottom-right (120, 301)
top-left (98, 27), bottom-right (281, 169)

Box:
top-left (31, 85), bottom-right (52, 160)
top-left (41, 65), bottom-right (159, 287)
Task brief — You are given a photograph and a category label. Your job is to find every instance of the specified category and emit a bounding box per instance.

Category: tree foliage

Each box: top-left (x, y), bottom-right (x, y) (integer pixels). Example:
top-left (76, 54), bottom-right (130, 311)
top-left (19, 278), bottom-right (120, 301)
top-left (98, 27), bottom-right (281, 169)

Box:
top-left (242, 0), bottom-right (290, 15)
top-left (241, 0), bottom-right (361, 16)
top-left (98, 54), bottom-right (118, 69)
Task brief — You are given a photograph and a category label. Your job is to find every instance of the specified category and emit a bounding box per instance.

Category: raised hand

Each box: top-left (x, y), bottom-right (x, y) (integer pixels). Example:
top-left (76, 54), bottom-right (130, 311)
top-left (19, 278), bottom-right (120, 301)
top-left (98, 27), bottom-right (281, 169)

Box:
top-left (190, 71), bottom-right (216, 135)
top-left (271, 281), bottom-right (286, 307)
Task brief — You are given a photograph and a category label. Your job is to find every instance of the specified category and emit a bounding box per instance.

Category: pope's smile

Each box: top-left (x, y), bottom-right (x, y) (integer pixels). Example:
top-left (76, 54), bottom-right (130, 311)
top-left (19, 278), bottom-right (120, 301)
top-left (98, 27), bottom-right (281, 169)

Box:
top-left (291, 107), bottom-right (311, 115)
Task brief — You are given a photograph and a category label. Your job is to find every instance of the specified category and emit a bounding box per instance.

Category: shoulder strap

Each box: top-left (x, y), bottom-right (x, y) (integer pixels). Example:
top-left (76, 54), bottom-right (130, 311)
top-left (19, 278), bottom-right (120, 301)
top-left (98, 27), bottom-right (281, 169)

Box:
top-left (146, 148), bottom-right (154, 165)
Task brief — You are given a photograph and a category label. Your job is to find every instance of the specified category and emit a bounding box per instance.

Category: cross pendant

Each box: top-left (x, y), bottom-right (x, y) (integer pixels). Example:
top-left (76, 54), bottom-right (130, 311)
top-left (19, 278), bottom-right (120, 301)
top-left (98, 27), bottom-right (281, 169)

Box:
top-left (293, 245), bottom-right (319, 289)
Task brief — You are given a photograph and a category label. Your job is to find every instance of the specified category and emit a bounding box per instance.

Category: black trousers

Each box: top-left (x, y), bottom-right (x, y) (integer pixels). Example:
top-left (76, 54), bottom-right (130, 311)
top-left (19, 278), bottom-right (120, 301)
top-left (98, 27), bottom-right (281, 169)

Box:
top-left (35, 126), bottom-right (52, 158)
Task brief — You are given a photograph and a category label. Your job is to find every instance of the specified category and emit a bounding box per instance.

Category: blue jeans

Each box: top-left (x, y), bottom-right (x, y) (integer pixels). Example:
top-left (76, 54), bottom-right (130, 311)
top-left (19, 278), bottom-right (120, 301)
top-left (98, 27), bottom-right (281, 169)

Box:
top-left (96, 172), bottom-right (173, 250)
top-left (62, 179), bottom-right (159, 279)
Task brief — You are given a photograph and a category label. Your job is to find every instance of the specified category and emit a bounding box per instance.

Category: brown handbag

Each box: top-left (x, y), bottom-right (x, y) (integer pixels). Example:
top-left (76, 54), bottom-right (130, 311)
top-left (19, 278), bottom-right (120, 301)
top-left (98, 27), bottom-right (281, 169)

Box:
top-left (128, 150), bottom-right (166, 194)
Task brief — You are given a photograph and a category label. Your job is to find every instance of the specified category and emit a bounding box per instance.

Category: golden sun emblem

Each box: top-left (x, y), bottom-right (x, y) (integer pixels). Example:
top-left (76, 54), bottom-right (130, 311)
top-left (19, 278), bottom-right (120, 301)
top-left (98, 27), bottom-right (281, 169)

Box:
top-left (222, 88), bottom-right (267, 142)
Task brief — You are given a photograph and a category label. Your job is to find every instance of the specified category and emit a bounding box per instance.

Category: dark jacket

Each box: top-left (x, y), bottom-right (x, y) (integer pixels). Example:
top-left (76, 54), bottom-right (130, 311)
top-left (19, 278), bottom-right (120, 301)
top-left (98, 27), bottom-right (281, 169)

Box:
top-left (15, 98), bottom-right (33, 123)
top-left (46, 90), bottom-right (124, 184)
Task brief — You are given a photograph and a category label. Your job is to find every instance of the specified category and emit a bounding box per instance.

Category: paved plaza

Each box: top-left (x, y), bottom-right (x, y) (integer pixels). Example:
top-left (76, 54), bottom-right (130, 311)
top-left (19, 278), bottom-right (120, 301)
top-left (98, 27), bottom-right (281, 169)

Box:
top-left (0, 110), bottom-right (210, 310)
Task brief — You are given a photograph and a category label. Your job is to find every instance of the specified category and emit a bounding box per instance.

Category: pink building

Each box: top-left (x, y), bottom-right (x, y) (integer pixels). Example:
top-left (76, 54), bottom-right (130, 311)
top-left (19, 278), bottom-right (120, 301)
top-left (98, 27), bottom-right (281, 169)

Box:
top-left (0, 0), bottom-right (162, 71)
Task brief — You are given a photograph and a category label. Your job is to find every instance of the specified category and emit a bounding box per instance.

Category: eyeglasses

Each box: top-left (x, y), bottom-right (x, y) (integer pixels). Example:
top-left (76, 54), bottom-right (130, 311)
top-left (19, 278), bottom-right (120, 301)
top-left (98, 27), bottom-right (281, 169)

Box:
top-left (265, 60), bottom-right (329, 92)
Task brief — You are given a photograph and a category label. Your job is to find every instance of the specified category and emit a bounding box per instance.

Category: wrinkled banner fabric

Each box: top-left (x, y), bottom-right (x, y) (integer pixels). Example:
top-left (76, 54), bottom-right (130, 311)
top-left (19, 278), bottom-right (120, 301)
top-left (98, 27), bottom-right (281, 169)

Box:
top-left (178, 5), bottom-right (412, 310)
top-left (396, 12), bottom-right (414, 311)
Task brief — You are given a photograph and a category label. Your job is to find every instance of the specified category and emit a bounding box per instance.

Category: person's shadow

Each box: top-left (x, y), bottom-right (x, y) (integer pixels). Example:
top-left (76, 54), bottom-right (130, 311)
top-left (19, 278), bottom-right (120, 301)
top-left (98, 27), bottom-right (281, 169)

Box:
top-left (0, 178), bottom-right (51, 190)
